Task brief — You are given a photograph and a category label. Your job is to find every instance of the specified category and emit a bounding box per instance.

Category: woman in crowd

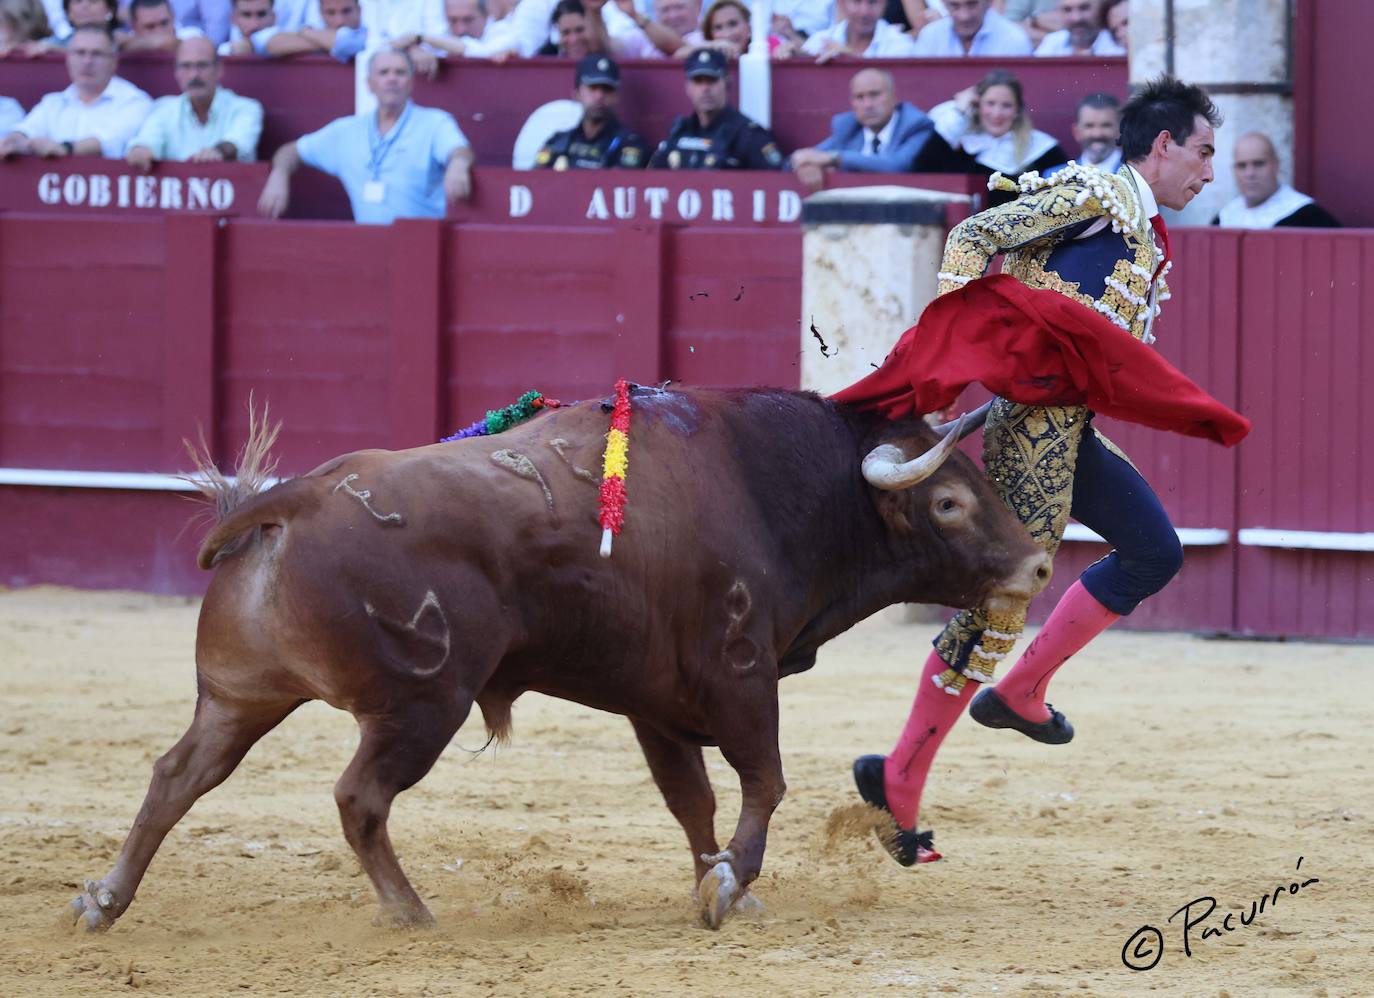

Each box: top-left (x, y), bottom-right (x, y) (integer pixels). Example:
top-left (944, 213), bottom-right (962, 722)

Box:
top-left (927, 69), bottom-right (1065, 203)
top-left (690, 0), bottom-right (794, 59)
top-left (0, 0), bottom-right (53, 54)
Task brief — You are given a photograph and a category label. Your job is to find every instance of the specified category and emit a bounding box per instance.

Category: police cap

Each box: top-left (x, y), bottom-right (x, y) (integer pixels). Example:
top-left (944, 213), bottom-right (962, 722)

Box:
top-left (575, 54), bottom-right (620, 88)
top-left (685, 48), bottom-right (727, 80)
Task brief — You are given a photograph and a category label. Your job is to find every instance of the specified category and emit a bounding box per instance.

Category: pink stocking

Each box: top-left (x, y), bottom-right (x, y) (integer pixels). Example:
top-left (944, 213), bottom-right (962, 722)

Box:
top-left (882, 648), bottom-right (976, 830)
top-left (994, 580), bottom-right (1120, 723)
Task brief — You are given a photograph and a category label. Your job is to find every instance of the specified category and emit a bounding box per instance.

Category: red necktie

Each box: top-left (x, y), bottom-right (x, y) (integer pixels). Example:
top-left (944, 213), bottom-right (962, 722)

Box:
top-left (1150, 214), bottom-right (1171, 280)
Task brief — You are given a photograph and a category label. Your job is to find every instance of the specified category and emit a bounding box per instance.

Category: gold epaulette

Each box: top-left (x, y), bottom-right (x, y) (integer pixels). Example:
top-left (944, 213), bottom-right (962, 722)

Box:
top-left (988, 163), bottom-right (1137, 233)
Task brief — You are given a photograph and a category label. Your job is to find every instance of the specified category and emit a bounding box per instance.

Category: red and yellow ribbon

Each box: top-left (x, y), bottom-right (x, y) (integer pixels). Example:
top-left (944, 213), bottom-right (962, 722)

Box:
top-left (598, 379), bottom-right (631, 557)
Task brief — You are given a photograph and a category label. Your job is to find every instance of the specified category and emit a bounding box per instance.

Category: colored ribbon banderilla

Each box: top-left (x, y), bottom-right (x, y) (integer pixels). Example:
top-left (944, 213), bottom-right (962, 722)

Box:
top-left (598, 379), bottom-right (631, 558)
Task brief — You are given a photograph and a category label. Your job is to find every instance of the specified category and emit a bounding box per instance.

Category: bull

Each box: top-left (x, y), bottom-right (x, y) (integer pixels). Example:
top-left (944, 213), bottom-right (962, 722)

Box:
top-left (66, 386), bottom-right (1050, 932)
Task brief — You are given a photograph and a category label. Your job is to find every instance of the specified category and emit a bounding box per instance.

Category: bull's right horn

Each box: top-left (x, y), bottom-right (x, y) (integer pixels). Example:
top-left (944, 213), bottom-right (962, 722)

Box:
top-left (862, 412), bottom-right (967, 491)
top-left (932, 400), bottom-right (993, 440)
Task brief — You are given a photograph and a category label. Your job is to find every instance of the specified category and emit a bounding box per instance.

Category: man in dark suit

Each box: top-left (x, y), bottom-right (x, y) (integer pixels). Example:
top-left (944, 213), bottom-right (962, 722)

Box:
top-left (789, 68), bottom-right (936, 192)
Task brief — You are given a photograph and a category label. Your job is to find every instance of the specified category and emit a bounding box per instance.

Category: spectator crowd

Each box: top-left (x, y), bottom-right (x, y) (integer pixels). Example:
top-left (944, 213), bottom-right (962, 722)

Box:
top-left (0, 0), bottom-right (1337, 227)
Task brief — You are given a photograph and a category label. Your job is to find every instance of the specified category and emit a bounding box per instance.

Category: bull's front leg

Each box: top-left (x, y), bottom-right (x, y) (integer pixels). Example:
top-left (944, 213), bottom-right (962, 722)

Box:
top-left (697, 668), bottom-right (786, 930)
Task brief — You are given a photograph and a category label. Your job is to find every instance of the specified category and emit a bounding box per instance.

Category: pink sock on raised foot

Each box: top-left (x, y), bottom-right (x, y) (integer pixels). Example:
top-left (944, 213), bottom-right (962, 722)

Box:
top-left (994, 580), bottom-right (1121, 724)
top-left (882, 648), bottom-right (976, 830)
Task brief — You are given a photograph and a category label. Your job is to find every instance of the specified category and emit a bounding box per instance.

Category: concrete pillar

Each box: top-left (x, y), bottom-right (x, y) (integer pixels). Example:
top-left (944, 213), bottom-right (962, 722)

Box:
top-left (1129, 0), bottom-right (1293, 225)
top-left (799, 186), bottom-right (971, 397)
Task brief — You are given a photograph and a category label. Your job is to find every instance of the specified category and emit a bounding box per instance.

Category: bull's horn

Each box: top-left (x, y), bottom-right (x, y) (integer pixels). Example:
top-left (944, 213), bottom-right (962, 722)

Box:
top-left (932, 401), bottom-right (993, 440)
top-left (862, 412), bottom-right (967, 491)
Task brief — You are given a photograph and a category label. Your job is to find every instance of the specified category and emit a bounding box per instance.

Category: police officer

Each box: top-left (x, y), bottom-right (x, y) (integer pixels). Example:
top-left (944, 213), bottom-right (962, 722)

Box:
top-left (649, 48), bottom-right (784, 170)
top-left (534, 55), bottom-right (648, 170)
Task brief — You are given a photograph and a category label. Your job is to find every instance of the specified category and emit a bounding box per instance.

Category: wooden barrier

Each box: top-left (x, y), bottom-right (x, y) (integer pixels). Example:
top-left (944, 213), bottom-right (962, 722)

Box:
top-left (0, 209), bottom-right (1369, 639)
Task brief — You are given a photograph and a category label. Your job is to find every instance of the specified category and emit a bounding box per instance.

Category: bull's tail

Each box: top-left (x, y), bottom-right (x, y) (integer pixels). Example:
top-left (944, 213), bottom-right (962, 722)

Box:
top-left (184, 399), bottom-right (319, 569)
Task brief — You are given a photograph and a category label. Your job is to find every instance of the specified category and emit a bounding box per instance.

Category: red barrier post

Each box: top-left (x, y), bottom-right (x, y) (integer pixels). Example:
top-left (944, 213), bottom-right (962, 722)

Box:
top-left (610, 221), bottom-right (665, 382)
top-left (161, 213), bottom-right (221, 469)
top-left (388, 219), bottom-right (445, 450)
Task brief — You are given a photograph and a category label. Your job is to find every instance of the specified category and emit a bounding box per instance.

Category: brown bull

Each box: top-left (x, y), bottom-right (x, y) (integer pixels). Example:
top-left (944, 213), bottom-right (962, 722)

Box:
top-left (66, 386), bottom-right (1049, 932)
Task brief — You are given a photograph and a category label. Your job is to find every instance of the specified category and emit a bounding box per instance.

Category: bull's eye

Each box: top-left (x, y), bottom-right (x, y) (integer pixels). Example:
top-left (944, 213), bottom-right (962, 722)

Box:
top-left (938, 498), bottom-right (958, 514)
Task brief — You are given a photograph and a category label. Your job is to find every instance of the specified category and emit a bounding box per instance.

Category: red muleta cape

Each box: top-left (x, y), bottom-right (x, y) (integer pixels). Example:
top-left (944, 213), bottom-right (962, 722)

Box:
top-left (830, 274), bottom-right (1250, 447)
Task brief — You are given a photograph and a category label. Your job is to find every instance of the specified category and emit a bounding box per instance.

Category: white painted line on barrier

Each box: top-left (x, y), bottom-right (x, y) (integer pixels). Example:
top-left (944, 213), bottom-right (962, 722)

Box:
top-left (0, 468), bottom-right (280, 492)
top-left (1061, 524), bottom-right (1231, 546)
top-left (1237, 528), bottom-right (1374, 552)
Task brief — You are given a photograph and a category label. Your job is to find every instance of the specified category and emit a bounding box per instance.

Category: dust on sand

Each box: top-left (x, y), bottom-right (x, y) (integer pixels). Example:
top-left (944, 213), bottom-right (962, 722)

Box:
top-left (1, 587), bottom-right (1370, 997)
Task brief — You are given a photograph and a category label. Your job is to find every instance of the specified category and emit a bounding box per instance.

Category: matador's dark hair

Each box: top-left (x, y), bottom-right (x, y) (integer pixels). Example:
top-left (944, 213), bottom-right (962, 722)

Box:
top-left (1119, 76), bottom-right (1222, 162)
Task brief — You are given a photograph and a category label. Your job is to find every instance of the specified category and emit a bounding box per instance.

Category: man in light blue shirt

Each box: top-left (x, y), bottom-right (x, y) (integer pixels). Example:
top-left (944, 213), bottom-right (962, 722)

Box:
top-left (912, 0), bottom-right (1031, 56)
top-left (258, 49), bottom-right (474, 224)
top-left (126, 38), bottom-right (264, 168)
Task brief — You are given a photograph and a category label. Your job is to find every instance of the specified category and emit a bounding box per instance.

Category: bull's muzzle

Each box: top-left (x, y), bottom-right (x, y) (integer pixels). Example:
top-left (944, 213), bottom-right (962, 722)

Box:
top-left (986, 550), bottom-right (1054, 612)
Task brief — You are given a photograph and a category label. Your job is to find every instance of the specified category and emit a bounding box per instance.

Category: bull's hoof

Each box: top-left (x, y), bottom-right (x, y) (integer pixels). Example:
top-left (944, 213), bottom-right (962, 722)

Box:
top-left (697, 861), bottom-right (741, 930)
top-left (372, 904), bottom-right (436, 930)
top-left (66, 879), bottom-right (117, 933)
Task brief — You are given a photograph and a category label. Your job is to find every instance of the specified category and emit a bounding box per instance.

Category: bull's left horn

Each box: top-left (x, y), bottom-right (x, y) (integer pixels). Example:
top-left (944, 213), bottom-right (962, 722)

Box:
top-left (862, 412), bottom-right (967, 491)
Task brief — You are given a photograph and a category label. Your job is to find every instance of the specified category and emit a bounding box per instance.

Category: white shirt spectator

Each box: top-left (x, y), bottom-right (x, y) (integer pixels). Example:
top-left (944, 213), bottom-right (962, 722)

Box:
top-left (801, 18), bottom-right (917, 56)
top-left (365, 0), bottom-right (446, 45)
top-left (274, 0), bottom-right (322, 30)
top-left (0, 97), bottom-right (24, 133)
top-left (169, 0), bottom-right (233, 43)
top-left (503, 0), bottom-right (558, 56)
top-left (127, 87), bottom-right (264, 160)
top-left (1003, 0), bottom-right (1056, 20)
top-left (170, 0), bottom-right (234, 45)
top-left (602, 4), bottom-right (701, 60)
top-left (1035, 27), bottom-right (1124, 56)
top-left (219, 24), bottom-right (282, 52)
top-left (40, 0), bottom-right (71, 39)
top-left (12, 76), bottom-right (152, 157)
top-left (774, 0), bottom-right (835, 37)
top-left (912, 6), bottom-right (1032, 56)
top-left (448, 17), bottom-right (517, 56)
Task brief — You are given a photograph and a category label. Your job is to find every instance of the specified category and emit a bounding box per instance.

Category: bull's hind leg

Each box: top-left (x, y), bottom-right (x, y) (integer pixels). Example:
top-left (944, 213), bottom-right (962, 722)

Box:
top-left (334, 694), bottom-right (470, 927)
top-left (629, 718), bottom-right (720, 884)
top-left (698, 671), bottom-right (787, 929)
top-left (66, 694), bottom-right (300, 932)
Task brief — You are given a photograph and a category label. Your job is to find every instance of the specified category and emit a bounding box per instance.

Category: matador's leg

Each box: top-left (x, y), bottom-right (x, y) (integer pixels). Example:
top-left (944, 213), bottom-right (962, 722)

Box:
top-left (981, 426), bottom-right (1184, 732)
top-left (930, 400), bottom-right (1089, 693)
top-left (856, 401), bottom-right (1086, 860)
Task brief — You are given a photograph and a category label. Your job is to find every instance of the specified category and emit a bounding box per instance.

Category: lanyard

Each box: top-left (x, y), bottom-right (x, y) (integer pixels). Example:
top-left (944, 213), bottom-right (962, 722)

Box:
top-left (367, 102), bottom-right (411, 181)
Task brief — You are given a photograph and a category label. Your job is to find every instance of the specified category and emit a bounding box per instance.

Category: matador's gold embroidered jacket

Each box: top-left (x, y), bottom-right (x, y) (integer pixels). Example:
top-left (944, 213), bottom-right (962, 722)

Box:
top-left (930, 164), bottom-right (1173, 688)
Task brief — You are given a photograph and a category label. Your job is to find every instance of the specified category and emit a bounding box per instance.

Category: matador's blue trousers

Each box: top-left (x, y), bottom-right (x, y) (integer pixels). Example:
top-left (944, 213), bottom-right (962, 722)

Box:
top-left (1071, 422), bottom-right (1185, 615)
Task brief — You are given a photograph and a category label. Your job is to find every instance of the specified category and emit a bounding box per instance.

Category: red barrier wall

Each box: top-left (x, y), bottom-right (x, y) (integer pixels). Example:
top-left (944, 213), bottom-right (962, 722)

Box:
top-left (0, 53), bottom-right (1126, 169)
top-left (1233, 230), bottom-right (1374, 637)
top-left (0, 211), bottom-right (1369, 639)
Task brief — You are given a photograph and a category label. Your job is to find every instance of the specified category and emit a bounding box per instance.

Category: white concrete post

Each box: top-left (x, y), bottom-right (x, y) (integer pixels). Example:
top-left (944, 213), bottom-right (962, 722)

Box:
top-left (799, 185), bottom-right (971, 397)
top-left (1131, 0), bottom-right (1293, 225)
top-left (738, 0), bottom-right (772, 127)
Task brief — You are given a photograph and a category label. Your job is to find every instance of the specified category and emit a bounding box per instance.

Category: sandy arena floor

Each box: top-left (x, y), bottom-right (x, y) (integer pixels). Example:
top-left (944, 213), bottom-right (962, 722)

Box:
top-left (0, 586), bottom-right (1370, 997)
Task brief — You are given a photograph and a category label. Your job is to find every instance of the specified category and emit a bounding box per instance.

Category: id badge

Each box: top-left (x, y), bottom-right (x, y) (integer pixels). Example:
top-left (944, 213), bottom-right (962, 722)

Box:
top-left (363, 180), bottom-right (386, 204)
